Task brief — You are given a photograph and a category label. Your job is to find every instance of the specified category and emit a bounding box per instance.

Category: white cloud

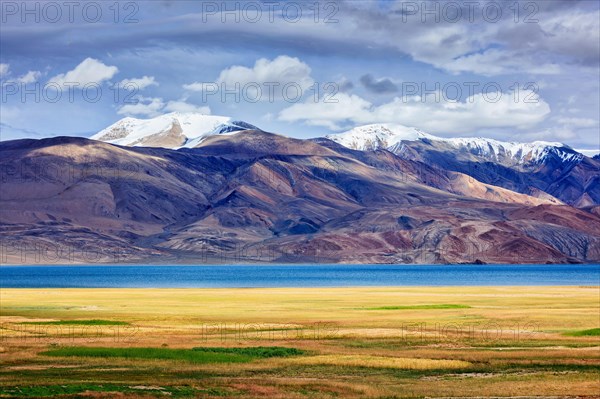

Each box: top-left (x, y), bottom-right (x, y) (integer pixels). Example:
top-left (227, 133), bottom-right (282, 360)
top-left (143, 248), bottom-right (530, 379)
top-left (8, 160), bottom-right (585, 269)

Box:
top-left (279, 93), bottom-right (372, 130)
top-left (538, 10), bottom-right (600, 66)
top-left (383, 19), bottom-right (562, 76)
top-left (333, 4), bottom-right (599, 76)
top-left (0, 66), bottom-right (42, 84)
top-left (397, 24), bottom-right (474, 70)
top-left (117, 96), bottom-right (164, 117)
top-left (184, 56), bottom-right (314, 101)
top-left (182, 82), bottom-right (209, 91)
top-left (520, 116), bottom-right (600, 145)
top-left (279, 90), bottom-right (551, 134)
top-left (117, 96), bottom-right (210, 117)
top-left (17, 70), bottom-right (42, 84)
top-left (48, 58), bottom-right (118, 87)
top-left (118, 76), bottom-right (158, 90)
top-left (163, 100), bottom-right (210, 114)
top-left (218, 55), bottom-right (313, 88)
top-left (577, 148), bottom-right (600, 157)
top-left (555, 117), bottom-right (598, 128)
top-left (520, 127), bottom-right (577, 142)
top-left (435, 9), bottom-right (600, 76)
top-left (522, 117), bottom-right (600, 144)
top-left (443, 49), bottom-right (561, 76)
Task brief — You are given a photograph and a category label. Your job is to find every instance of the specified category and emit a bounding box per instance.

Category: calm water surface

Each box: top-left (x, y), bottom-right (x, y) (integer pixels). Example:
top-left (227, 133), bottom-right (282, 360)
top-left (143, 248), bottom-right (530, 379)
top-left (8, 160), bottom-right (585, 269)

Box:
top-left (1, 264), bottom-right (599, 288)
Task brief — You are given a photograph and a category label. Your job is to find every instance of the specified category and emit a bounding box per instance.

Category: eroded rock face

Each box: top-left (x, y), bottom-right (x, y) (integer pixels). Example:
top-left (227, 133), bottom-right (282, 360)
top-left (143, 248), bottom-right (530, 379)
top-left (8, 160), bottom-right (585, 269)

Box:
top-left (1, 132), bottom-right (599, 264)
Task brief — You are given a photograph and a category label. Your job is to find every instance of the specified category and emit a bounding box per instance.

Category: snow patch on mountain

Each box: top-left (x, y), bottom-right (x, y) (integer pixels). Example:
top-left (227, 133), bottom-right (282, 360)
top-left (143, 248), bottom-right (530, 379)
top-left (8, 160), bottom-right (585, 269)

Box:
top-left (91, 112), bottom-right (259, 148)
top-left (327, 124), bottom-right (584, 165)
top-left (441, 137), bottom-right (580, 163)
top-left (325, 124), bottom-right (435, 151)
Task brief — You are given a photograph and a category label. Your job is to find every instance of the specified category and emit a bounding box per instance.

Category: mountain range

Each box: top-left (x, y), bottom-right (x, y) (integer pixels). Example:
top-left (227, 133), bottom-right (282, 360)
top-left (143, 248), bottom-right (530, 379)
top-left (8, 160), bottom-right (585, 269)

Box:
top-left (1, 112), bottom-right (599, 264)
top-left (327, 124), bottom-right (600, 208)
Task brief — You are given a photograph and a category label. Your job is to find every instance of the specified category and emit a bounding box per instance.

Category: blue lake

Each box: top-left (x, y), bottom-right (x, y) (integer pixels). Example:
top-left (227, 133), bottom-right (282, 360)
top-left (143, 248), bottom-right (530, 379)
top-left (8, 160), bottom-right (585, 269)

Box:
top-left (1, 264), bottom-right (599, 288)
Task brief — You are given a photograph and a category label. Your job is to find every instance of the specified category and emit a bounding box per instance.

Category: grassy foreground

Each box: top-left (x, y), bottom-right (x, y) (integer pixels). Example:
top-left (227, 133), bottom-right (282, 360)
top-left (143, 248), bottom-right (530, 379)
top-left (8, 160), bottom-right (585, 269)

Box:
top-left (0, 286), bottom-right (599, 398)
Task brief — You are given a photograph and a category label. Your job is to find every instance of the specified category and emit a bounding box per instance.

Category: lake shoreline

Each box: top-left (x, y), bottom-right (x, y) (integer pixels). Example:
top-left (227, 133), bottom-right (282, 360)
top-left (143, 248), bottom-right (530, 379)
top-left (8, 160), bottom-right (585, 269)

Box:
top-left (2, 264), bottom-right (599, 288)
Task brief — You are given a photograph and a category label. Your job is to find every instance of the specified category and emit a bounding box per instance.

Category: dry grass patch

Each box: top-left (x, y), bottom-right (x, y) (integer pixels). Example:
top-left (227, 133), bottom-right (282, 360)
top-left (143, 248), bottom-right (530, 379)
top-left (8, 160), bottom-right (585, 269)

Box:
top-left (1, 286), bottom-right (599, 398)
top-left (282, 354), bottom-right (471, 370)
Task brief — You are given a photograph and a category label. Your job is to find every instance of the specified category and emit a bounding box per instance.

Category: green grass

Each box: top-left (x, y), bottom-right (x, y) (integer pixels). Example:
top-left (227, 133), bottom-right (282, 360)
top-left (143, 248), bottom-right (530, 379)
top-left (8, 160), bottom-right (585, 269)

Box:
top-left (192, 346), bottom-right (306, 358)
top-left (40, 346), bottom-right (305, 364)
top-left (41, 346), bottom-right (255, 364)
top-left (20, 319), bottom-right (129, 326)
top-left (2, 287), bottom-right (599, 398)
top-left (563, 328), bottom-right (600, 337)
top-left (362, 304), bottom-right (471, 310)
top-left (0, 384), bottom-right (224, 398)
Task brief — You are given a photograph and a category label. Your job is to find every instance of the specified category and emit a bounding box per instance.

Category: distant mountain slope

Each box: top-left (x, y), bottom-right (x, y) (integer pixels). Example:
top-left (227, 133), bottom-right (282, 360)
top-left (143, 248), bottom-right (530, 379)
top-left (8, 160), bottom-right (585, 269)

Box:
top-left (327, 124), bottom-right (579, 166)
top-left (91, 112), bottom-right (260, 148)
top-left (327, 124), bottom-right (600, 207)
top-left (1, 133), bottom-right (599, 264)
top-left (324, 124), bottom-right (434, 151)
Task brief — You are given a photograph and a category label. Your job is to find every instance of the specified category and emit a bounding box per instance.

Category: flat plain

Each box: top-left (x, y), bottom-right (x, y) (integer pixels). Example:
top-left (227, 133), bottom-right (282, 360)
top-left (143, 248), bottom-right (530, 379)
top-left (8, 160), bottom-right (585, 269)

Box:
top-left (0, 286), bottom-right (599, 398)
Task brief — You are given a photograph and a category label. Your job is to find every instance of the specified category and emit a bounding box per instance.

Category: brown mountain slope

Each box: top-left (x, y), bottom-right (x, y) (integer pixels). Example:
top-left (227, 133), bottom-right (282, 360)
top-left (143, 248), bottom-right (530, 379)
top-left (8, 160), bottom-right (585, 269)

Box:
top-left (385, 138), bottom-right (600, 207)
top-left (0, 133), bottom-right (598, 264)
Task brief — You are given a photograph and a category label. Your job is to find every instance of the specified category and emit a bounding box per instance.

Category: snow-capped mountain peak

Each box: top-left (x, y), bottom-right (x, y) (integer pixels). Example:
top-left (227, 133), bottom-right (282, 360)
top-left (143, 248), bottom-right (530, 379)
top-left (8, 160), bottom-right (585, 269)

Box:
top-left (440, 137), bottom-right (580, 163)
top-left (91, 112), bottom-right (260, 149)
top-left (327, 124), bottom-right (583, 165)
top-left (325, 123), bottom-right (435, 151)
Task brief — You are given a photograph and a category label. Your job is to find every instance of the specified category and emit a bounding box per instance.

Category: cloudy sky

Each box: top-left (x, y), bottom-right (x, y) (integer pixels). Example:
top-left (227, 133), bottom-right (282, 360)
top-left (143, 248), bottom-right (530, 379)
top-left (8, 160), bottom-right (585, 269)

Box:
top-left (1, 0), bottom-right (599, 152)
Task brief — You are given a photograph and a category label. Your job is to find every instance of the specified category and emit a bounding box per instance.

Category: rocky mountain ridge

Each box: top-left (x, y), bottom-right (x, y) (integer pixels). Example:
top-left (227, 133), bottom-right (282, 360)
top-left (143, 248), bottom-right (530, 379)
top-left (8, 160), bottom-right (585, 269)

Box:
top-left (1, 131), bottom-right (599, 264)
top-left (327, 124), bottom-right (600, 207)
